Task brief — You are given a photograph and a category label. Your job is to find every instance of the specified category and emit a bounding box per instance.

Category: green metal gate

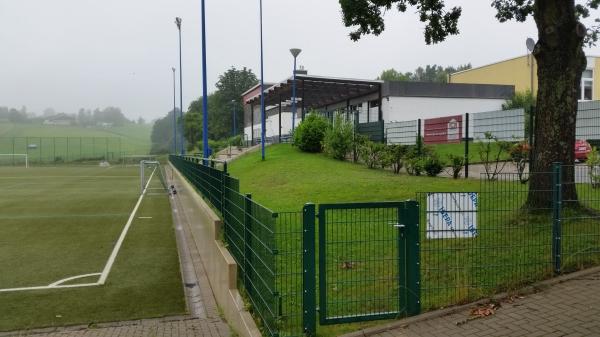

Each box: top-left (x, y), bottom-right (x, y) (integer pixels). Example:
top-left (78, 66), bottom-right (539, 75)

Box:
top-left (315, 201), bottom-right (421, 326)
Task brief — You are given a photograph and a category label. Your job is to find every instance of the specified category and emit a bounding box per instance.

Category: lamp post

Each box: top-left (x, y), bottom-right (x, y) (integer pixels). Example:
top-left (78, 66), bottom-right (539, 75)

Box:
top-left (231, 100), bottom-right (237, 137)
top-left (259, 0), bottom-right (266, 161)
top-left (200, 2), bottom-right (210, 159)
top-left (290, 48), bottom-right (301, 133)
top-left (175, 17), bottom-right (185, 155)
top-left (172, 67), bottom-right (177, 154)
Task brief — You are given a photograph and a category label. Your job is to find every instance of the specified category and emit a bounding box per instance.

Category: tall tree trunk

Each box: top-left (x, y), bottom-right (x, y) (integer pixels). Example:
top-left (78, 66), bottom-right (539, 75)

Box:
top-left (527, 0), bottom-right (587, 209)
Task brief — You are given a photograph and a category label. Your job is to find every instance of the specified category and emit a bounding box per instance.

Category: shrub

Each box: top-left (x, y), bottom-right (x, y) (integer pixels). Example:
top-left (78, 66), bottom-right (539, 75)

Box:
top-left (387, 144), bottom-right (408, 174)
top-left (405, 157), bottom-right (424, 176)
top-left (229, 135), bottom-right (244, 148)
top-left (404, 144), bottom-right (431, 176)
top-left (447, 154), bottom-right (465, 179)
top-left (424, 155), bottom-right (445, 177)
top-left (359, 140), bottom-right (387, 169)
top-left (352, 134), bottom-right (369, 162)
top-left (587, 147), bottom-right (600, 188)
top-left (324, 113), bottom-right (354, 160)
top-left (293, 113), bottom-right (329, 153)
top-left (478, 132), bottom-right (512, 181)
top-left (509, 141), bottom-right (531, 184)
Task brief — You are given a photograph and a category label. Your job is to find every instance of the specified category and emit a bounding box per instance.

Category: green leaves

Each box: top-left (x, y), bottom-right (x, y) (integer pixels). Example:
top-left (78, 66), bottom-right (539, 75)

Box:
top-left (339, 0), bottom-right (462, 44)
top-left (491, 0), bottom-right (534, 22)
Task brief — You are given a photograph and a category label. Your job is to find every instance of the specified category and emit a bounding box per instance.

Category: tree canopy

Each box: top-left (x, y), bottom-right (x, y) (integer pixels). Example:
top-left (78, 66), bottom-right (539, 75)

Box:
top-left (183, 67), bottom-right (258, 146)
top-left (377, 64), bottom-right (471, 83)
top-left (339, 0), bottom-right (600, 207)
top-left (151, 66), bottom-right (258, 153)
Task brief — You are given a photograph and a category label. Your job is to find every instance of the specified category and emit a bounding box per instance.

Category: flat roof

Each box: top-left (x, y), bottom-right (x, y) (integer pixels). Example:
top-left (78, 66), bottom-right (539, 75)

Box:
top-left (244, 74), bottom-right (514, 109)
top-left (244, 75), bottom-right (382, 109)
top-left (383, 81), bottom-right (514, 99)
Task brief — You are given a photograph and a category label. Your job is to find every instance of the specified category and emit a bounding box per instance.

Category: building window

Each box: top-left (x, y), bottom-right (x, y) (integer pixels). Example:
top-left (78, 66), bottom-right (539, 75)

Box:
top-left (581, 69), bottom-right (593, 101)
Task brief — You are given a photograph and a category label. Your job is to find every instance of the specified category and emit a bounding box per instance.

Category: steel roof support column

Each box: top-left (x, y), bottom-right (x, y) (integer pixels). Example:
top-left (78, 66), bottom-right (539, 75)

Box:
top-left (301, 79), bottom-right (305, 122)
top-left (378, 84), bottom-right (383, 122)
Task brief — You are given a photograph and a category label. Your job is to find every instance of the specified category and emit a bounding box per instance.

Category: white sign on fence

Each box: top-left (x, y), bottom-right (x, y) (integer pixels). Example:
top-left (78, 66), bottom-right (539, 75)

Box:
top-left (426, 193), bottom-right (478, 239)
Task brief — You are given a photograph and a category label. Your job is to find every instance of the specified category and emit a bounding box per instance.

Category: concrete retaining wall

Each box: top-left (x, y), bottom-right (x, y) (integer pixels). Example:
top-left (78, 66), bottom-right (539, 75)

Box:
top-left (170, 164), bottom-right (261, 337)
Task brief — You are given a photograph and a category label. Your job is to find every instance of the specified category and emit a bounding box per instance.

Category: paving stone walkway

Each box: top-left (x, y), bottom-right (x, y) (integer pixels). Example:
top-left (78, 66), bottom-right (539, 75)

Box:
top-left (347, 269), bottom-right (600, 337)
top-left (1, 317), bottom-right (229, 337)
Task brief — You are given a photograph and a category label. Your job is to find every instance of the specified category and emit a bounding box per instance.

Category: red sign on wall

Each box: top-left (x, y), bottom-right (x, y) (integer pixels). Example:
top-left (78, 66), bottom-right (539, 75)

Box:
top-left (424, 115), bottom-right (463, 145)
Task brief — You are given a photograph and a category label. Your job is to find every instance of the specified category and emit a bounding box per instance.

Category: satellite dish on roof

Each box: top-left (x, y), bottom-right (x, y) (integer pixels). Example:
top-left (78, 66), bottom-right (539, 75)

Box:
top-left (526, 38), bottom-right (536, 52)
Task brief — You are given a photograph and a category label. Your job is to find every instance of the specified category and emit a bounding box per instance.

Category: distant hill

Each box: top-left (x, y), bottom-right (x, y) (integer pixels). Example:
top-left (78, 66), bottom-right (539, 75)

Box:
top-left (0, 122), bottom-right (152, 155)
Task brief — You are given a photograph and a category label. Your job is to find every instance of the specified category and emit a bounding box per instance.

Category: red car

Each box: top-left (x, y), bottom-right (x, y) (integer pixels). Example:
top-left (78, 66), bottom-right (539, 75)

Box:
top-left (575, 139), bottom-right (592, 162)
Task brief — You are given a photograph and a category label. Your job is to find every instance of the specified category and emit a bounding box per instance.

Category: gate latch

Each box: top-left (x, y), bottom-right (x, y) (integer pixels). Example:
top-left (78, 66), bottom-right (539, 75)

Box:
top-left (389, 222), bottom-right (405, 228)
top-left (390, 222), bottom-right (406, 236)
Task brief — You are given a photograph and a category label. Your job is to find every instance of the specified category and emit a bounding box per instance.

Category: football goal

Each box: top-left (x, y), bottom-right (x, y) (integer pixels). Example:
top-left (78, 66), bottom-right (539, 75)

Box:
top-left (122, 155), bottom-right (157, 167)
top-left (140, 160), bottom-right (168, 194)
top-left (0, 154), bottom-right (28, 168)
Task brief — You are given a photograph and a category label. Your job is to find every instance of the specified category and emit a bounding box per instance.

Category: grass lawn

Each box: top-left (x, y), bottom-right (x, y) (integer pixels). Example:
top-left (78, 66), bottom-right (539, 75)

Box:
top-left (226, 144), bottom-right (600, 337)
top-left (0, 166), bottom-right (185, 331)
top-left (0, 122), bottom-right (152, 162)
top-left (229, 144), bottom-right (481, 211)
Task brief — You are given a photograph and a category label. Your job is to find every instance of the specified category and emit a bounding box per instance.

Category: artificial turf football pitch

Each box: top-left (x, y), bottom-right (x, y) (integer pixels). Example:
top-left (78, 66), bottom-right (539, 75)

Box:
top-left (0, 165), bottom-right (185, 331)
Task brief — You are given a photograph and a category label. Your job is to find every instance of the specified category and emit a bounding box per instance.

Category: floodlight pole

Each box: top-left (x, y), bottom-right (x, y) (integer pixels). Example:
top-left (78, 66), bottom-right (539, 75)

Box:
top-left (259, 0), bottom-right (266, 161)
top-left (175, 17), bottom-right (185, 155)
top-left (290, 48), bottom-right (302, 133)
top-left (172, 67), bottom-right (177, 154)
top-left (200, 2), bottom-right (210, 159)
top-left (232, 100), bottom-right (237, 137)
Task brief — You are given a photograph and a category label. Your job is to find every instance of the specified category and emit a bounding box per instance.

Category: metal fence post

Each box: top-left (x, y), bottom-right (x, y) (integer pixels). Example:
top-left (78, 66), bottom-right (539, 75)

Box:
top-left (302, 203), bottom-right (316, 337)
top-left (464, 113), bottom-right (470, 179)
top-left (552, 162), bottom-right (562, 275)
top-left (529, 106), bottom-right (536, 173)
top-left (405, 200), bottom-right (421, 316)
top-left (244, 193), bottom-right (253, 294)
top-left (417, 119), bottom-right (422, 156)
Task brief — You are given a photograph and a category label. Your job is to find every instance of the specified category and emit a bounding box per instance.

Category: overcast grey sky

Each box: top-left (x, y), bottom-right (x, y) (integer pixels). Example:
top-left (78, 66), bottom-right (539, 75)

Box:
top-left (1, 1), bottom-right (599, 121)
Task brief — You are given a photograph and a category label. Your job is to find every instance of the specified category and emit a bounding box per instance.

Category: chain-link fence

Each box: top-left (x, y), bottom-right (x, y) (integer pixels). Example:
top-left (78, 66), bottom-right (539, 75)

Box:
top-left (0, 137), bottom-right (149, 165)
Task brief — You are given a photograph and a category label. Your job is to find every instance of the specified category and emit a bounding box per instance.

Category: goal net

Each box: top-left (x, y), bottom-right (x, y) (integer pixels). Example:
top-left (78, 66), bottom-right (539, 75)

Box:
top-left (140, 160), bottom-right (168, 195)
top-left (0, 154), bottom-right (28, 168)
top-left (122, 155), bottom-right (157, 167)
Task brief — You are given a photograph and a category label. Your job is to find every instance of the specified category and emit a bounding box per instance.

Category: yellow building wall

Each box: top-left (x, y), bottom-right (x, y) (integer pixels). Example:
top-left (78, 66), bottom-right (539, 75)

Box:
top-left (449, 55), bottom-right (538, 95)
top-left (594, 58), bottom-right (600, 100)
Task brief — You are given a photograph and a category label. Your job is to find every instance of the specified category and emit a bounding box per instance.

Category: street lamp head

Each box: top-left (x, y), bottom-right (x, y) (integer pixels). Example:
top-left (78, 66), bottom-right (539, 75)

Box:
top-left (175, 17), bottom-right (182, 29)
top-left (172, 67), bottom-right (176, 72)
top-left (290, 48), bottom-right (302, 58)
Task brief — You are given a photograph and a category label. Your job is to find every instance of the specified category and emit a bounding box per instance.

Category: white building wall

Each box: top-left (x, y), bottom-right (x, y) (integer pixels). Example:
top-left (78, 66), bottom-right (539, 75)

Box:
top-left (245, 112), bottom-right (295, 141)
top-left (381, 97), bottom-right (506, 122)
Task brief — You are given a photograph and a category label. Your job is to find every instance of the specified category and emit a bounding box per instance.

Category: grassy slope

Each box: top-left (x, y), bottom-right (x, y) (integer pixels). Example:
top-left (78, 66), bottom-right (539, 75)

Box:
top-left (430, 141), bottom-right (511, 163)
top-left (0, 167), bottom-right (184, 331)
top-left (0, 122), bottom-right (152, 154)
top-left (228, 144), bottom-right (600, 337)
top-left (229, 144), bottom-right (481, 211)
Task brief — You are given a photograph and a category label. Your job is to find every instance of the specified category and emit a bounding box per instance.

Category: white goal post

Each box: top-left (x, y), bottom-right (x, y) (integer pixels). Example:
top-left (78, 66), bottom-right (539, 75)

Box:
top-left (140, 160), bottom-right (168, 194)
top-left (0, 154), bottom-right (28, 168)
top-left (122, 155), bottom-right (157, 167)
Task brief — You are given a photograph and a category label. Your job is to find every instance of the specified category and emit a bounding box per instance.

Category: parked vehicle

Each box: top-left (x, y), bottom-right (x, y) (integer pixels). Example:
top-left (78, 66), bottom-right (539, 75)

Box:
top-left (575, 139), bottom-right (592, 162)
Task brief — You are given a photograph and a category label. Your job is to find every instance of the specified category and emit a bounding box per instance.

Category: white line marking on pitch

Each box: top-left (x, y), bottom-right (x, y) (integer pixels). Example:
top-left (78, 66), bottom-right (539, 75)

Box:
top-left (0, 273), bottom-right (102, 293)
top-left (0, 168), bottom-right (156, 293)
top-left (49, 273), bottom-right (102, 287)
top-left (138, 216), bottom-right (153, 219)
top-left (98, 167), bottom-right (156, 285)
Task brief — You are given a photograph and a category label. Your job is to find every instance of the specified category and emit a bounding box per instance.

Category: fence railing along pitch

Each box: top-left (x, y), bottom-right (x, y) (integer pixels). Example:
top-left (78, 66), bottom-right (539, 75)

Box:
top-left (170, 155), bottom-right (600, 337)
top-left (170, 155), bottom-right (305, 337)
top-left (0, 136), bottom-right (145, 165)
top-left (169, 155), bottom-right (421, 337)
